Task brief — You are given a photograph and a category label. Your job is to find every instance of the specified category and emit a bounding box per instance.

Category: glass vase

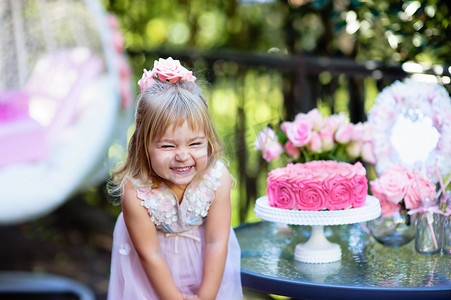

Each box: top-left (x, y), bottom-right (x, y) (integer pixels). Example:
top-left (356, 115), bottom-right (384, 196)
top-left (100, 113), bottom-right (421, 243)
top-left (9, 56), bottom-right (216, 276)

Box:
top-left (442, 192), bottom-right (451, 255)
top-left (414, 210), bottom-right (442, 254)
top-left (442, 213), bottom-right (451, 255)
top-left (368, 210), bottom-right (415, 248)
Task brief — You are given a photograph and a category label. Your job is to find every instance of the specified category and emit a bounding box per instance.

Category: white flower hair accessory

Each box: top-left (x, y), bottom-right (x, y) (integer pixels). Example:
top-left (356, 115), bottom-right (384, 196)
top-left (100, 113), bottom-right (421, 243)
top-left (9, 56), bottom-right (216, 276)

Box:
top-left (137, 57), bottom-right (196, 91)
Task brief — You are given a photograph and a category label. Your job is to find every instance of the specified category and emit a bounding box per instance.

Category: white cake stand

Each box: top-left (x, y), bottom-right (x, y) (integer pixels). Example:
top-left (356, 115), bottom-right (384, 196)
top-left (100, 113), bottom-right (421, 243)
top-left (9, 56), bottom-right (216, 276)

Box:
top-left (254, 195), bottom-right (381, 264)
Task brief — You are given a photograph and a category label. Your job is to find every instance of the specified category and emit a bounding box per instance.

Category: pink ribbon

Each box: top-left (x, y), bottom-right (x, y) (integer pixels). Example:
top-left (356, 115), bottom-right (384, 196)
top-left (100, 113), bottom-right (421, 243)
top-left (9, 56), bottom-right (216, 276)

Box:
top-left (408, 205), bottom-right (444, 215)
top-left (444, 208), bottom-right (451, 217)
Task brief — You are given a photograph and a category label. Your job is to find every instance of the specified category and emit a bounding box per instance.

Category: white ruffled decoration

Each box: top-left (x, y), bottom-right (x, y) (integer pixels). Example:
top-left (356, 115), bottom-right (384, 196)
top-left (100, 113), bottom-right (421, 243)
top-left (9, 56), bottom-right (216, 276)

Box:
top-left (368, 79), bottom-right (451, 183)
top-left (132, 161), bottom-right (224, 230)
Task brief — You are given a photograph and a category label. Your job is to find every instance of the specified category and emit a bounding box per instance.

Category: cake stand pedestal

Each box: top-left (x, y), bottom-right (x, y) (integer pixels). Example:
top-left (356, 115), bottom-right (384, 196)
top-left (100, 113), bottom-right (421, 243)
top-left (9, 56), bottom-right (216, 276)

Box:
top-left (254, 195), bottom-right (381, 264)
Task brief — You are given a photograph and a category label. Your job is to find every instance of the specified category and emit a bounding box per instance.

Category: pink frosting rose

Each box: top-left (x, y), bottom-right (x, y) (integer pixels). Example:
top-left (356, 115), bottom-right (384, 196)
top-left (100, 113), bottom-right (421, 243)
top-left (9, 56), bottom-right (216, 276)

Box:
top-left (297, 181), bottom-right (327, 211)
top-left (351, 175), bottom-right (368, 208)
top-left (324, 176), bottom-right (355, 210)
top-left (266, 184), bottom-right (277, 206)
top-left (268, 181), bottom-right (298, 209)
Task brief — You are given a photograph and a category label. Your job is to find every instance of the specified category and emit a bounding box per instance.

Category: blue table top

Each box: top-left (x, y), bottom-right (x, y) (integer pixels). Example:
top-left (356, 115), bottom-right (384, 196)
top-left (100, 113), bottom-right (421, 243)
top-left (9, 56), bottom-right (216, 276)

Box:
top-left (235, 221), bottom-right (451, 300)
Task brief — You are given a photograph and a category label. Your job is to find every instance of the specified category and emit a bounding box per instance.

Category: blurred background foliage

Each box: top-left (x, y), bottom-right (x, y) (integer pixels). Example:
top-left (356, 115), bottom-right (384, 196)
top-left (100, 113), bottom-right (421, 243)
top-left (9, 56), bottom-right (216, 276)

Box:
top-left (100, 0), bottom-right (450, 225)
top-left (102, 0), bottom-right (450, 63)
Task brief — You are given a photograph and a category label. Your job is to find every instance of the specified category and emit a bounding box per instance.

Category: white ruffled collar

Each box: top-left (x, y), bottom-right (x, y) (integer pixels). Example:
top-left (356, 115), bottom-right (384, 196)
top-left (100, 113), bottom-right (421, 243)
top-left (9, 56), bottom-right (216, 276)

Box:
top-left (132, 161), bottom-right (224, 230)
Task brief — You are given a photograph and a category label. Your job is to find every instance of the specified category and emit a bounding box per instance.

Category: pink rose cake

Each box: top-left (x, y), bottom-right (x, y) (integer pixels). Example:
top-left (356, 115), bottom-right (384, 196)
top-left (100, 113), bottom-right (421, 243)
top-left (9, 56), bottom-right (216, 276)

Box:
top-left (266, 160), bottom-right (368, 211)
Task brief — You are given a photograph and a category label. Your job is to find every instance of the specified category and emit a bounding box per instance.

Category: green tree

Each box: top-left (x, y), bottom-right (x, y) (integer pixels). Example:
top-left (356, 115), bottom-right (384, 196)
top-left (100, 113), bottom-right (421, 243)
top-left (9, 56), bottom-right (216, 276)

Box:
top-left (102, 0), bottom-right (450, 64)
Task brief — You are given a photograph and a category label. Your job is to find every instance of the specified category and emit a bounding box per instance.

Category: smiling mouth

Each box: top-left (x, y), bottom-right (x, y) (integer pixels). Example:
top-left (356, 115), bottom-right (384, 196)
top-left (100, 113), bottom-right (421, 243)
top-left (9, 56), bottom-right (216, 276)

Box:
top-left (171, 166), bottom-right (193, 173)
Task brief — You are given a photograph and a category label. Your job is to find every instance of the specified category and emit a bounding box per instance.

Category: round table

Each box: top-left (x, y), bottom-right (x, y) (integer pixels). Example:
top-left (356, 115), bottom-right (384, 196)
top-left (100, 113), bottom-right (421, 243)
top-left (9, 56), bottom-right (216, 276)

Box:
top-left (236, 221), bottom-right (451, 300)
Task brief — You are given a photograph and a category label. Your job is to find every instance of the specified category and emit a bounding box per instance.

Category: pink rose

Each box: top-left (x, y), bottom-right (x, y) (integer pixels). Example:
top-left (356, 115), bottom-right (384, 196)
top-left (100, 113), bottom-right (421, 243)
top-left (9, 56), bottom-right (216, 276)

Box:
top-left (306, 108), bottom-right (324, 131)
top-left (285, 118), bottom-right (313, 147)
top-left (262, 142), bottom-right (283, 162)
top-left (254, 127), bottom-right (278, 151)
top-left (404, 170), bottom-right (436, 209)
top-left (379, 197), bottom-right (401, 218)
top-left (137, 57), bottom-right (196, 91)
top-left (284, 141), bottom-right (300, 158)
top-left (335, 123), bottom-right (354, 144)
top-left (308, 131), bottom-right (322, 153)
top-left (324, 176), bottom-right (355, 210)
top-left (255, 127), bottom-right (283, 162)
top-left (137, 68), bottom-right (156, 91)
top-left (351, 175), bottom-right (368, 208)
top-left (324, 113), bottom-right (347, 133)
top-left (370, 180), bottom-right (395, 216)
top-left (269, 181), bottom-right (298, 209)
top-left (361, 142), bottom-right (376, 164)
top-left (346, 141), bottom-right (361, 159)
top-left (153, 57), bottom-right (196, 83)
top-left (351, 122), bottom-right (365, 142)
top-left (297, 181), bottom-right (327, 211)
top-left (361, 122), bottom-right (373, 143)
top-left (319, 126), bottom-right (335, 151)
top-left (371, 164), bottom-right (409, 204)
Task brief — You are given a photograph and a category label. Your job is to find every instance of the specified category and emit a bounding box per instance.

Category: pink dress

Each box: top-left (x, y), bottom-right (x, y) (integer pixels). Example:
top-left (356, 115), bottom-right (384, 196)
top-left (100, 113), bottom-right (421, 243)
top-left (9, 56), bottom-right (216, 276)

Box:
top-left (107, 161), bottom-right (243, 299)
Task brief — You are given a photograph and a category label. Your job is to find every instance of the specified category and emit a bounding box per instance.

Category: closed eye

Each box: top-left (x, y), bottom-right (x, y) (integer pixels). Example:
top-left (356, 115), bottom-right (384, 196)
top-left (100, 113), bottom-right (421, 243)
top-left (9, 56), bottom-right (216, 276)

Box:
top-left (190, 140), bottom-right (206, 147)
top-left (160, 145), bottom-right (174, 149)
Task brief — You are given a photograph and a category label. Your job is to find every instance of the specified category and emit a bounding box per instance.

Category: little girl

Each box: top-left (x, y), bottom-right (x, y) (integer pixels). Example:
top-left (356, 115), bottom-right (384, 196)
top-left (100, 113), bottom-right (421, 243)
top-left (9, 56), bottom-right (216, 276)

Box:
top-left (107, 57), bottom-right (243, 300)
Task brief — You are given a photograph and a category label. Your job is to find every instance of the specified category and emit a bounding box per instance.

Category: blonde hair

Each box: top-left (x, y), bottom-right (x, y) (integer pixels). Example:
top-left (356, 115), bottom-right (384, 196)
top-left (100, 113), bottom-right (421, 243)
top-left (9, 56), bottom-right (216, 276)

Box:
top-left (110, 79), bottom-right (223, 199)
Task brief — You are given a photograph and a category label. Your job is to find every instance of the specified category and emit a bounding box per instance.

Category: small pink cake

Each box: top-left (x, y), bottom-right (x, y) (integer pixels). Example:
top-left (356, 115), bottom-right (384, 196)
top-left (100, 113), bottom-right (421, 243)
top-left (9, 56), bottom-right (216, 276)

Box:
top-left (266, 160), bottom-right (368, 211)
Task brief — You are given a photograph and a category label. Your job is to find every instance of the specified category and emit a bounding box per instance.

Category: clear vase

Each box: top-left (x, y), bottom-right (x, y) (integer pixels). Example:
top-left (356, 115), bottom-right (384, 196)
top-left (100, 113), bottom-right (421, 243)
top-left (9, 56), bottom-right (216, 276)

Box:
top-left (414, 210), bottom-right (442, 254)
top-left (368, 210), bottom-right (415, 248)
top-left (442, 213), bottom-right (451, 255)
top-left (442, 192), bottom-right (451, 255)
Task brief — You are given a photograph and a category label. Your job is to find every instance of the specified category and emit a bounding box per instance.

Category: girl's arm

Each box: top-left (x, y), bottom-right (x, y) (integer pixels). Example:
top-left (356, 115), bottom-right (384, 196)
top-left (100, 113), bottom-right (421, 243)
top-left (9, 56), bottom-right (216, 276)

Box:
top-left (197, 168), bottom-right (233, 300)
top-left (121, 180), bottom-right (184, 300)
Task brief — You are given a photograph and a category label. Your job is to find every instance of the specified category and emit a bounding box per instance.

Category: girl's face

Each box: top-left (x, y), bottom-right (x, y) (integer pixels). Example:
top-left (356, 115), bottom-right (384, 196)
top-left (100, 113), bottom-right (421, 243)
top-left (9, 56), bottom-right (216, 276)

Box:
top-left (150, 121), bottom-right (209, 193)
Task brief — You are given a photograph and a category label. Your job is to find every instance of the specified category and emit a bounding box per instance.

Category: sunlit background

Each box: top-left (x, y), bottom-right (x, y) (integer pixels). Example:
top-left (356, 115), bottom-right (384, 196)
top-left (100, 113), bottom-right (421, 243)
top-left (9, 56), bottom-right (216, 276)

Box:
top-left (0, 0), bottom-right (449, 299)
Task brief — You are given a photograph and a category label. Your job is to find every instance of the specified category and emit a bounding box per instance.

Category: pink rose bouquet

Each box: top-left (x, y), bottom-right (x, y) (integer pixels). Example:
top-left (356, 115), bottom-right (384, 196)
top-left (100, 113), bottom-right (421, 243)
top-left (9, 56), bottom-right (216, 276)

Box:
top-left (370, 164), bottom-right (437, 217)
top-left (255, 108), bottom-right (376, 164)
top-left (138, 57), bottom-right (196, 91)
